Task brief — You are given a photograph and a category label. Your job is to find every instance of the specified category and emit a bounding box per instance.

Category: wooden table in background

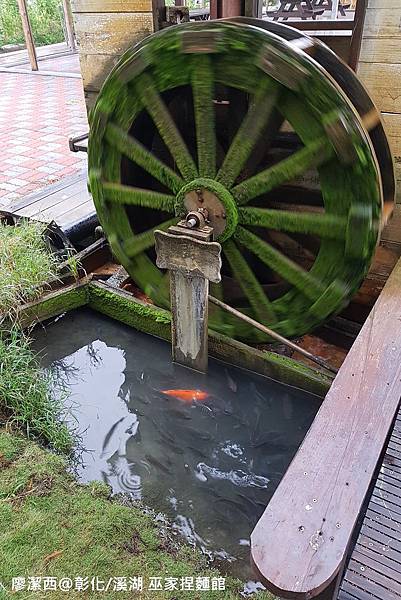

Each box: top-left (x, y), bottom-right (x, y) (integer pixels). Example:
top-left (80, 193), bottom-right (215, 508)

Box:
top-left (272, 0), bottom-right (346, 20)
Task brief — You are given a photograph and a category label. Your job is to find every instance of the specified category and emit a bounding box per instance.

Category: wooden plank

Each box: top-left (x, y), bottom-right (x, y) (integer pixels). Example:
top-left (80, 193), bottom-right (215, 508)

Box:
top-left (364, 8), bottom-right (401, 38)
top-left (345, 568), bottom-right (400, 600)
top-left (357, 63), bottom-right (401, 114)
top-left (27, 190), bottom-right (90, 223)
top-left (358, 534), bottom-right (401, 568)
top-left (366, 503), bottom-right (401, 529)
top-left (351, 549), bottom-right (401, 583)
top-left (354, 544), bottom-right (401, 578)
top-left (10, 172), bottom-right (85, 212)
top-left (338, 582), bottom-right (375, 600)
top-left (71, 0), bottom-right (152, 11)
top-left (17, 182), bottom-right (87, 218)
top-left (382, 113), bottom-right (401, 159)
top-left (367, 0), bottom-right (401, 10)
top-left (73, 12), bottom-right (153, 55)
top-left (348, 557), bottom-right (401, 595)
top-left (382, 205), bottom-right (401, 251)
top-left (79, 53), bottom-right (120, 91)
top-left (365, 507), bottom-right (401, 532)
top-left (250, 258), bottom-right (401, 598)
top-left (359, 37), bottom-right (401, 64)
top-left (57, 198), bottom-right (95, 226)
top-left (348, 0), bottom-right (367, 70)
top-left (13, 281), bottom-right (89, 330)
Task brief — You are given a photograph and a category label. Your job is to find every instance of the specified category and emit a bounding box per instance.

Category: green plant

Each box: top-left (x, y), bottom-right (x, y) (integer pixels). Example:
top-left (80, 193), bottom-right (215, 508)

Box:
top-left (0, 329), bottom-right (73, 453)
top-left (0, 0), bottom-right (64, 48)
top-left (0, 220), bottom-right (58, 319)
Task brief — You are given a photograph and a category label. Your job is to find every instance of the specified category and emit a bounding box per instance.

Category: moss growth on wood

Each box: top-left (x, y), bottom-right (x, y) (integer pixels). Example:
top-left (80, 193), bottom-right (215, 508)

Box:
top-left (88, 281), bottom-right (331, 397)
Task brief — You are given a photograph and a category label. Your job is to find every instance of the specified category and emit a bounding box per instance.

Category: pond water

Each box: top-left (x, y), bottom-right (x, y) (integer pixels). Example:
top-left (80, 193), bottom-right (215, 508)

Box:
top-left (33, 308), bottom-right (320, 583)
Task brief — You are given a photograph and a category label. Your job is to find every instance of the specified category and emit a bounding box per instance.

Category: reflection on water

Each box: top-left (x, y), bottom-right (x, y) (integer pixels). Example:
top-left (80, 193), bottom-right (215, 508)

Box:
top-left (33, 308), bottom-right (320, 581)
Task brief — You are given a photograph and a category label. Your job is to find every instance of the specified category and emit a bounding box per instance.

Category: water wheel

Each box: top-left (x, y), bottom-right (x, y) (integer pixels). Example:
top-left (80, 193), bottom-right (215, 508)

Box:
top-left (88, 20), bottom-right (394, 341)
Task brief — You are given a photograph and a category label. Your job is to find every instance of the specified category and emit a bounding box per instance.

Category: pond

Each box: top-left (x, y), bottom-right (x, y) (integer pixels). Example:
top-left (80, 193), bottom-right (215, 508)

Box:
top-left (33, 308), bottom-right (320, 584)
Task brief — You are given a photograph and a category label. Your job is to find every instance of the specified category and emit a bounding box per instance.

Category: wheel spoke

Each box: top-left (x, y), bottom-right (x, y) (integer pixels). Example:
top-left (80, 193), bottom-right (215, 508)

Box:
top-left (135, 73), bottom-right (198, 181)
top-left (223, 239), bottom-right (277, 324)
top-left (217, 78), bottom-right (279, 189)
top-left (192, 55), bottom-right (216, 178)
top-left (232, 138), bottom-right (334, 205)
top-left (238, 207), bottom-right (346, 240)
top-left (124, 218), bottom-right (177, 258)
top-left (103, 182), bottom-right (175, 212)
top-left (105, 123), bottom-right (184, 193)
top-left (234, 226), bottom-right (324, 301)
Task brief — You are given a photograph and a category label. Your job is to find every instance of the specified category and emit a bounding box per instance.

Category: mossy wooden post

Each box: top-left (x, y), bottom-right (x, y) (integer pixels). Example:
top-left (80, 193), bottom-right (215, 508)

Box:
top-left (70, 0), bottom-right (154, 111)
top-left (155, 225), bottom-right (222, 373)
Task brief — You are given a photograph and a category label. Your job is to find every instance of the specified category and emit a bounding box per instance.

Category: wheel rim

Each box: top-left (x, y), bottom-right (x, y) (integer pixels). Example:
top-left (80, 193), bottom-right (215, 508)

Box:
top-left (226, 16), bottom-right (395, 221)
top-left (89, 21), bottom-right (382, 341)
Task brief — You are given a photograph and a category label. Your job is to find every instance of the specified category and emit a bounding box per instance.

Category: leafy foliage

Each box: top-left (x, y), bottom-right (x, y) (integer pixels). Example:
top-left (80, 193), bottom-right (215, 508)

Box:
top-left (0, 329), bottom-right (73, 453)
top-left (0, 220), bottom-right (58, 318)
top-left (0, 0), bottom-right (64, 48)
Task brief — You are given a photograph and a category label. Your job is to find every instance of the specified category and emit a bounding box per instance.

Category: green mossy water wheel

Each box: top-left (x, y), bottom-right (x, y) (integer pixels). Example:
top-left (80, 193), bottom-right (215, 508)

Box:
top-left (89, 21), bottom-right (386, 342)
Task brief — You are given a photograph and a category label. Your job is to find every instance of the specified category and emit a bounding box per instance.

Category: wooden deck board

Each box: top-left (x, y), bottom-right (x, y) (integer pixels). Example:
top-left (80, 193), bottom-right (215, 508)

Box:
top-left (10, 172), bottom-right (96, 233)
top-left (339, 406), bottom-right (401, 600)
top-left (250, 257), bottom-right (401, 598)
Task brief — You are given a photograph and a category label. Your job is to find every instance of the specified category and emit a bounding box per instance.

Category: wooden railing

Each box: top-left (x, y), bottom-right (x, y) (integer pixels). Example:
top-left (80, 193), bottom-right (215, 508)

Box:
top-left (251, 257), bottom-right (401, 598)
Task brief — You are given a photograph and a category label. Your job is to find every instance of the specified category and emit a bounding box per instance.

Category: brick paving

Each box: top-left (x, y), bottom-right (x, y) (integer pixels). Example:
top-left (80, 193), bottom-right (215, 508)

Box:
top-left (0, 52), bottom-right (88, 208)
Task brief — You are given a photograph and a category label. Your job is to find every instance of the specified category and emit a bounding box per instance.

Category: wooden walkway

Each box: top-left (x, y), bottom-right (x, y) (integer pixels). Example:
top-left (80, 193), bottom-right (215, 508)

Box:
top-left (251, 258), bottom-right (401, 598)
top-left (9, 171), bottom-right (96, 235)
top-left (339, 407), bottom-right (401, 600)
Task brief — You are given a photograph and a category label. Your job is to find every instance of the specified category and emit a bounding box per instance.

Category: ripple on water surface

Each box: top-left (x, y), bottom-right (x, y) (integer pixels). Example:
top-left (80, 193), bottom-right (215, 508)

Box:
top-left (33, 308), bottom-right (320, 580)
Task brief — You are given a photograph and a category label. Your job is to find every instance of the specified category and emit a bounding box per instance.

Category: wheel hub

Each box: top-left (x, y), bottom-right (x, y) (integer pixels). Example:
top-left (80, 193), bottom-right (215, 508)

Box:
top-left (175, 178), bottom-right (238, 242)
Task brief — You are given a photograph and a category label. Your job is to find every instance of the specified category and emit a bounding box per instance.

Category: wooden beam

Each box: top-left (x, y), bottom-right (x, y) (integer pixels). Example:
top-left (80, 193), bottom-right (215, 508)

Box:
top-left (152, 0), bottom-right (165, 30)
top-left (251, 256), bottom-right (401, 598)
top-left (349, 0), bottom-right (368, 71)
top-left (16, 0), bottom-right (38, 71)
top-left (244, 0), bottom-right (262, 17)
top-left (330, 0), bottom-right (339, 19)
top-left (209, 0), bottom-right (242, 18)
top-left (61, 0), bottom-right (76, 50)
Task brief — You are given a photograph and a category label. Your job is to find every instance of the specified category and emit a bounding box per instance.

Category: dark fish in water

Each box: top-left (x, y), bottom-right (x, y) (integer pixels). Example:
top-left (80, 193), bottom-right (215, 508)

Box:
top-left (225, 369), bottom-right (237, 393)
top-left (161, 389), bottom-right (209, 402)
top-left (144, 454), bottom-right (171, 475)
top-left (168, 408), bottom-right (193, 420)
top-left (283, 395), bottom-right (293, 420)
top-left (213, 497), bottom-right (250, 520)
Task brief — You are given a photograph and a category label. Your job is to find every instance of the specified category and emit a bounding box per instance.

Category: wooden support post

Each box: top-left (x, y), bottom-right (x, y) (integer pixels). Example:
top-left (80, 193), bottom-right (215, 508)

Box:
top-left (61, 0), bottom-right (76, 51)
top-left (349, 0), bottom-right (367, 72)
top-left (155, 223), bottom-right (221, 374)
top-left (244, 0), bottom-right (263, 18)
top-left (16, 0), bottom-right (38, 72)
top-left (330, 0), bottom-right (339, 19)
top-left (210, 0), bottom-right (242, 18)
top-left (170, 271), bottom-right (209, 373)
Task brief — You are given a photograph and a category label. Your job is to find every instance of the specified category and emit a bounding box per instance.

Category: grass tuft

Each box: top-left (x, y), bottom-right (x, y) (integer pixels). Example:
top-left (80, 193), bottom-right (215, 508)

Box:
top-left (0, 220), bottom-right (58, 319)
top-left (0, 433), bottom-right (268, 600)
top-left (0, 329), bottom-right (73, 454)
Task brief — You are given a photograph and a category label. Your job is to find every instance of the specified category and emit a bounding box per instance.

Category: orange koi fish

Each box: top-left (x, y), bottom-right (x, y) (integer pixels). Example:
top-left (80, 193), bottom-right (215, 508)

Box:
top-left (161, 389), bottom-right (209, 402)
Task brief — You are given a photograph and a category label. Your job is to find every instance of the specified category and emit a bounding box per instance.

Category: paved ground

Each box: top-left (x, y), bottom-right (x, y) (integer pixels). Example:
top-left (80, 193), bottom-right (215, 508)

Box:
top-left (0, 50), bottom-right (87, 209)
